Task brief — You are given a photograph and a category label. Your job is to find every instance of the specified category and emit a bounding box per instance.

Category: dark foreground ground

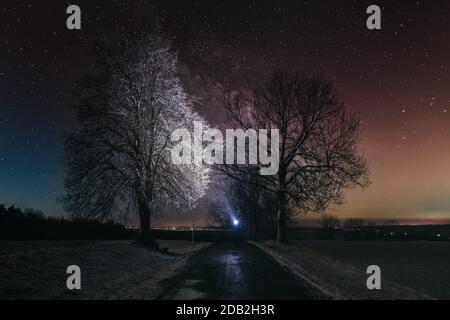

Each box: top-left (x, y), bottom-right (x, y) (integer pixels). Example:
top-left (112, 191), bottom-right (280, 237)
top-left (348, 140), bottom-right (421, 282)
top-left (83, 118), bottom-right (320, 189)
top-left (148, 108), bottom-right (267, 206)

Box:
top-left (292, 240), bottom-right (450, 299)
top-left (0, 240), bottom-right (208, 299)
top-left (160, 242), bottom-right (322, 300)
top-left (2, 240), bottom-right (449, 300)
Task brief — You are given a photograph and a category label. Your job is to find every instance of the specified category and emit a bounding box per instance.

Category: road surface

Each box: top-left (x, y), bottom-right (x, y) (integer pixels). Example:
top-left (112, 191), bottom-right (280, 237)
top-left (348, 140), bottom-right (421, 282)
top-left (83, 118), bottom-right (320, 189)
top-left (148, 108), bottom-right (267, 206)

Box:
top-left (160, 242), bottom-right (316, 300)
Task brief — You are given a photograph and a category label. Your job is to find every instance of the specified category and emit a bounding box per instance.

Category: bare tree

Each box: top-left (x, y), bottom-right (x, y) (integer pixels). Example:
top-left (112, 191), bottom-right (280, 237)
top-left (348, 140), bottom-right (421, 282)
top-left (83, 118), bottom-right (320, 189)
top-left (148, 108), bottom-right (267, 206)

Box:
top-left (207, 177), bottom-right (278, 240)
top-left (228, 176), bottom-right (279, 240)
top-left (318, 213), bottom-right (340, 240)
top-left (221, 71), bottom-right (369, 243)
top-left (344, 218), bottom-right (365, 230)
top-left (206, 200), bottom-right (232, 228)
top-left (319, 214), bottom-right (340, 229)
top-left (384, 219), bottom-right (399, 226)
top-left (62, 33), bottom-right (210, 245)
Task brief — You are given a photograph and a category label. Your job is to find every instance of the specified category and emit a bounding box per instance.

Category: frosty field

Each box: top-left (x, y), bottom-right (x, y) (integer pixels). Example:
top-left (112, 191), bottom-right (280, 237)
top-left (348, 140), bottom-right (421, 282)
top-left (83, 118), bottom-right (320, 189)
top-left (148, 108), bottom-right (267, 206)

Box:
top-left (0, 240), bottom-right (208, 299)
top-left (258, 240), bottom-right (450, 299)
top-left (1, 239), bottom-right (450, 300)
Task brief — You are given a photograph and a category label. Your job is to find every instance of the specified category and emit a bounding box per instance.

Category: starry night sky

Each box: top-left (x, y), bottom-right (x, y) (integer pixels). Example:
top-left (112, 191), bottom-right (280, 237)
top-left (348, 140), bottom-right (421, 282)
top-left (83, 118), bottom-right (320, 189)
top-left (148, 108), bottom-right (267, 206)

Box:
top-left (2, 0), bottom-right (450, 226)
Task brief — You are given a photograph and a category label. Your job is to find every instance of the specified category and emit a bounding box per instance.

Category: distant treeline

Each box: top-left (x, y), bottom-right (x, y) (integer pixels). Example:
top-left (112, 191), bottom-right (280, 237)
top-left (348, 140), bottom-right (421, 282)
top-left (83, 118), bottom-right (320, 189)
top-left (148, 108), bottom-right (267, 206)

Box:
top-left (0, 205), bottom-right (135, 240)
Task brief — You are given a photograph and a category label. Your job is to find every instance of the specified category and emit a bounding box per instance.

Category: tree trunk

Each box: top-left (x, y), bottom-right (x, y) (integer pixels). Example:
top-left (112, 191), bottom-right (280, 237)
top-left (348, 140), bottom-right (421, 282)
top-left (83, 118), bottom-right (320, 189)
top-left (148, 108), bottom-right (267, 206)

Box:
top-left (136, 194), bottom-right (156, 247)
top-left (276, 163), bottom-right (289, 244)
top-left (276, 188), bottom-right (288, 244)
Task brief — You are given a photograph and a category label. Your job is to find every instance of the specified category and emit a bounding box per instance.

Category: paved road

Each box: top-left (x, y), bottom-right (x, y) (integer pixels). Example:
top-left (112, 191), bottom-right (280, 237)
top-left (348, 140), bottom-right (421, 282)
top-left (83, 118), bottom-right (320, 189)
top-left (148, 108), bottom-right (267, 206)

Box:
top-left (161, 242), bottom-right (315, 300)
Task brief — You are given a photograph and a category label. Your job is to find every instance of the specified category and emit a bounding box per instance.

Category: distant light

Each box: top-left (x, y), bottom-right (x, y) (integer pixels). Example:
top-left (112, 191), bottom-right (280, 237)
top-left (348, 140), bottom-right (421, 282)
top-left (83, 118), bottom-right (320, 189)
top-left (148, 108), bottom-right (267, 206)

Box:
top-left (233, 219), bottom-right (239, 226)
top-left (437, 233), bottom-right (441, 237)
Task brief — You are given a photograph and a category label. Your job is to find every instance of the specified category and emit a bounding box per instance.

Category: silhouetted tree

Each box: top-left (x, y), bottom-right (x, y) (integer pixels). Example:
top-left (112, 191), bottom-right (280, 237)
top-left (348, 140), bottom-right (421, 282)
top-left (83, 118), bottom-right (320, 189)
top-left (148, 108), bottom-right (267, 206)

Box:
top-left (206, 200), bottom-right (232, 228)
top-left (318, 213), bottom-right (340, 240)
top-left (344, 218), bottom-right (365, 229)
top-left (206, 176), bottom-right (279, 240)
top-left (319, 213), bottom-right (340, 229)
top-left (228, 177), bottom-right (279, 240)
top-left (384, 219), bottom-right (399, 226)
top-left (221, 70), bottom-right (370, 243)
top-left (62, 33), bottom-right (210, 245)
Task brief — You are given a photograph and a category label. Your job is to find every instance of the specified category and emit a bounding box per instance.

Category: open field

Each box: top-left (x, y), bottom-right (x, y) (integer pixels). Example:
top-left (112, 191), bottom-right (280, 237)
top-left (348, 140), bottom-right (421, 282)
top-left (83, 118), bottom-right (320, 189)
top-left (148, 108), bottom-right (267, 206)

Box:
top-left (2, 239), bottom-right (450, 300)
top-left (256, 240), bottom-right (450, 299)
top-left (0, 240), bottom-right (209, 299)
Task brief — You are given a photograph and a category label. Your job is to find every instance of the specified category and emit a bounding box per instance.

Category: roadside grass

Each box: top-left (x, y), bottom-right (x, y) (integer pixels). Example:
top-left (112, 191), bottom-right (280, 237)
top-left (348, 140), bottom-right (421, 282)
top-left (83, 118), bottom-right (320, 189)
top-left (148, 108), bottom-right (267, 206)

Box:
top-left (251, 240), bottom-right (436, 300)
top-left (0, 240), bottom-right (209, 300)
